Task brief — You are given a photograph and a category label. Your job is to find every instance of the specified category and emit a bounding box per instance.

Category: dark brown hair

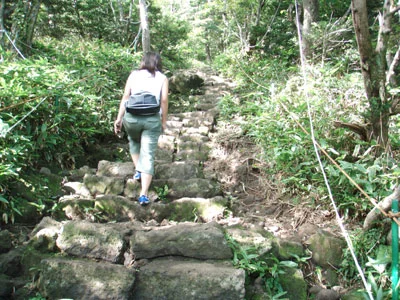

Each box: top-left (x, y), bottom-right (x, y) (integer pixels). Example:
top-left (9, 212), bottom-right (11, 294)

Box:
top-left (139, 52), bottom-right (162, 76)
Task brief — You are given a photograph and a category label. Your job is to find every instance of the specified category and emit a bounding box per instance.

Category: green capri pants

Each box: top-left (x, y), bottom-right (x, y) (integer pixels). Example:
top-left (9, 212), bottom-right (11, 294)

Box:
top-left (122, 113), bottom-right (162, 176)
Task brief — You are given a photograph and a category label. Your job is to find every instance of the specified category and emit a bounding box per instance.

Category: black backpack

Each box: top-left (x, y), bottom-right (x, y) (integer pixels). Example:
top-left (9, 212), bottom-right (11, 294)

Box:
top-left (125, 91), bottom-right (160, 115)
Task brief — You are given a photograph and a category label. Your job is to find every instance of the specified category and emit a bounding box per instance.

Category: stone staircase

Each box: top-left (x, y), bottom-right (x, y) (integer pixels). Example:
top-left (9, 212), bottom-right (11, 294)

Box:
top-left (0, 70), bottom-right (353, 300)
top-left (27, 71), bottom-right (247, 299)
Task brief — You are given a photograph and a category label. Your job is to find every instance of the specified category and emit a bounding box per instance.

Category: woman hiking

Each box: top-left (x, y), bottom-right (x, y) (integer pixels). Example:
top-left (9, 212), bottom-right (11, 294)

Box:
top-left (114, 52), bottom-right (169, 205)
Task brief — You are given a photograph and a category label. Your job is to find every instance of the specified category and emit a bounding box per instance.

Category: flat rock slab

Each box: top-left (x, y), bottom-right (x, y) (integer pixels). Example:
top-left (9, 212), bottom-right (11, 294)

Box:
top-left (39, 258), bottom-right (135, 300)
top-left (155, 161), bottom-right (203, 180)
top-left (96, 160), bottom-right (134, 177)
top-left (95, 195), bottom-right (226, 223)
top-left (132, 257), bottom-right (245, 300)
top-left (153, 178), bottom-right (222, 199)
top-left (83, 174), bottom-right (125, 195)
top-left (56, 220), bottom-right (125, 263)
top-left (131, 222), bottom-right (232, 260)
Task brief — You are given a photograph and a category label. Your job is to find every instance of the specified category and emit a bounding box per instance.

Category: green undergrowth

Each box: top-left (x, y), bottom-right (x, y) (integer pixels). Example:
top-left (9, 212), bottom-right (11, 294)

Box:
top-left (214, 50), bottom-right (400, 221)
top-left (0, 37), bottom-right (191, 224)
top-left (214, 50), bottom-right (400, 294)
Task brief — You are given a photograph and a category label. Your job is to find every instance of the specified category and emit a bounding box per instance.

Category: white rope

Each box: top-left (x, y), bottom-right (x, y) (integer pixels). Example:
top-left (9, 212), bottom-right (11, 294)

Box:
top-left (0, 29), bottom-right (26, 60)
top-left (1, 97), bottom-right (47, 138)
top-left (294, 2), bottom-right (374, 299)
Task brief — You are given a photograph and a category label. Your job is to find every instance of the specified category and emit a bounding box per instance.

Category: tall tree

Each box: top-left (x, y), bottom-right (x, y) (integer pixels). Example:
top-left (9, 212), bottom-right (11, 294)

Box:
top-left (0, 0), bottom-right (4, 49)
top-left (301, 0), bottom-right (319, 58)
top-left (22, 0), bottom-right (42, 55)
top-left (350, 0), bottom-right (400, 151)
top-left (138, 0), bottom-right (150, 52)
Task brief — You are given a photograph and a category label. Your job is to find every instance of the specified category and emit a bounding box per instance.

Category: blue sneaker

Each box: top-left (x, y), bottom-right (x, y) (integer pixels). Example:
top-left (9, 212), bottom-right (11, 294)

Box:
top-left (138, 195), bottom-right (150, 206)
top-left (134, 171), bottom-right (141, 181)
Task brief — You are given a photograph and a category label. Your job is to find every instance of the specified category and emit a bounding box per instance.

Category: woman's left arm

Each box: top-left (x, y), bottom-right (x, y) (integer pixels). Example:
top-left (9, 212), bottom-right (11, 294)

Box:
top-left (114, 74), bottom-right (132, 134)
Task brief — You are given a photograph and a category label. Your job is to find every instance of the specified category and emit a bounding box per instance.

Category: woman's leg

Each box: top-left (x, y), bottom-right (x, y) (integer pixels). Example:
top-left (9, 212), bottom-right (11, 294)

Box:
top-left (136, 116), bottom-right (161, 197)
top-left (139, 172), bottom-right (153, 196)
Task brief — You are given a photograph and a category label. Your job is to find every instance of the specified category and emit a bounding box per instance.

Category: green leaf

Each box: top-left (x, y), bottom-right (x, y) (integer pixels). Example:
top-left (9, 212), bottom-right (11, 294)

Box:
top-left (0, 195), bottom-right (9, 204)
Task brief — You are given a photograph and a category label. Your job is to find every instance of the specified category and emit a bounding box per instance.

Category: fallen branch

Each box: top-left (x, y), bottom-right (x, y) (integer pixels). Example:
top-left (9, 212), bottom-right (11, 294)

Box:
top-left (363, 185), bottom-right (400, 230)
top-left (333, 121), bottom-right (371, 141)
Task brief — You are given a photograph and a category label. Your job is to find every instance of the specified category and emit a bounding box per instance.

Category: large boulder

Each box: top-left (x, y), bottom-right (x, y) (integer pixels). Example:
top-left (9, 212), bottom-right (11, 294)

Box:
top-left (83, 174), bottom-right (125, 196)
top-left (56, 221), bottom-right (125, 263)
top-left (38, 258), bottom-right (135, 300)
top-left (131, 222), bottom-right (232, 260)
top-left (169, 71), bottom-right (204, 94)
top-left (132, 257), bottom-right (245, 300)
top-left (306, 229), bottom-right (345, 268)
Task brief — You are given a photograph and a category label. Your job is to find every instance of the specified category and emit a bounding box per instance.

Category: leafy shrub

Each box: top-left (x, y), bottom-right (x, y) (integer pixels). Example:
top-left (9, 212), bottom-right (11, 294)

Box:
top-left (0, 38), bottom-right (140, 222)
top-left (214, 49), bottom-right (399, 218)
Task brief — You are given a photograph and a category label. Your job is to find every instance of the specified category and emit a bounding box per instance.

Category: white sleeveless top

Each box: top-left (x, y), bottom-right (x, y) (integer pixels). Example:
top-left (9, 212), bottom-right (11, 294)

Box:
top-left (129, 69), bottom-right (166, 103)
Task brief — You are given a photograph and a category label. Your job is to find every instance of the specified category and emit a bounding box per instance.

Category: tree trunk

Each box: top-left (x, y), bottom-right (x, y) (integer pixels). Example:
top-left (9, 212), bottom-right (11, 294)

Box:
top-left (0, 0), bottom-right (4, 49)
top-left (23, 0), bottom-right (41, 55)
top-left (139, 0), bottom-right (150, 53)
top-left (351, 0), bottom-right (391, 150)
top-left (302, 0), bottom-right (319, 58)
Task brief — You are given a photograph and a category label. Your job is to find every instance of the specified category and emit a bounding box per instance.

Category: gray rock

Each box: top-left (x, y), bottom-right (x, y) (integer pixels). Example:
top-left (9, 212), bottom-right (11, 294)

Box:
top-left (28, 217), bottom-right (61, 251)
top-left (96, 160), bottom-right (134, 177)
top-left (155, 161), bottom-right (204, 180)
top-left (279, 267), bottom-right (307, 300)
top-left (178, 133), bottom-right (210, 143)
top-left (316, 288), bottom-right (341, 300)
top-left (38, 258), bottom-right (135, 300)
top-left (158, 134), bottom-right (176, 151)
top-left (39, 167), bottom-right (51, 175)
top-left (0, 248), bottom-right (23, 277)
top-left (132, 257), bottom-right (245, 300)
top-left (112, 195), bottom-right (226, 223)
top-left (56, 221), bottom-right (125, 263)
top-left (175, 149), bottom-right (209, 162)
top-left (63, 181), bottom-right (92, 197)
top-left (55, 198), bottom-right (95, 221)
top-left (273, 237), bottom-right (304, 260)
top-left (169, 71), bottom-right (204, 94)
top-left (152, 178), bottom-right (222, 199)
top-left (131, 222), bottom-right (232, 260)
top-left (306, 229), bottom-right (346, 268)
top-left (68, 165), bottom-right (96, 181)
top-left (178, 111), bottom-right (216, 127)
top-left (225, 226), bottom-right (275, 256)
top-left (83, 174), bottom-right (125, 195)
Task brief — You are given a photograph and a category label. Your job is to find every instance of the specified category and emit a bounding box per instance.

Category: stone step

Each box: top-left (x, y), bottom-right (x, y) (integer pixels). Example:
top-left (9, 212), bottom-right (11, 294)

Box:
top-left (55, 220), bottom-right (231, 262)
top-left (38, 258), bottom-right (135, 300)
top-left (78, 172), bottom-right (220, 200)
top-left (154, 161), bottom-right (204, 180)
top-left (38, 256), bottom-right (245, 300)
top-left (56, 194), bottom-right (227, 222)
top-left (132, 257), bottom-right (245, 300)
top-left (152, 178), bottom-right (222, 199)
top-left (56, 220), bottom-right (126, 263)
top-left (131, 221), bottom-right (232, 260)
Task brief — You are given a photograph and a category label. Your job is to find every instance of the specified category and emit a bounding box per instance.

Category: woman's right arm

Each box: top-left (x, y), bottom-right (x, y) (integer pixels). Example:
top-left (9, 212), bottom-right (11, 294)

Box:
top-left (160, 77), bottom-right (169, 133)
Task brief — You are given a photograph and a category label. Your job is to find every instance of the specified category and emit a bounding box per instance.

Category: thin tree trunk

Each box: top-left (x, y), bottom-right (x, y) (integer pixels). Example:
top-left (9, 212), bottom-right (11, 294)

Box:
top-left (0, 0), bottom-right (5, 49)
top-left (351, 0), bottom-right (390, 149)
top-left (302, 0), bottom-right (319, 58)
top-left (24, 0), bottom-right (41, 55)
top-left (139, 0), bottom-right (150, 53)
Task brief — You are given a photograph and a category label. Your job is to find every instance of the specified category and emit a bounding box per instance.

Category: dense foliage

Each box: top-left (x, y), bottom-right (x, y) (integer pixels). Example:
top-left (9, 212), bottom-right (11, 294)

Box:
top-left (1, 0), bottom-right (400, 297)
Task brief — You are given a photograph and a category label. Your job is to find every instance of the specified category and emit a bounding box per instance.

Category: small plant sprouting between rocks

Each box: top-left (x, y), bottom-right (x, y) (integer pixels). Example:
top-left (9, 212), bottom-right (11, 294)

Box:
top-left (225, 234), bottom-right (297, 298)
top-left (155, 184), bottom-right (169, 203)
